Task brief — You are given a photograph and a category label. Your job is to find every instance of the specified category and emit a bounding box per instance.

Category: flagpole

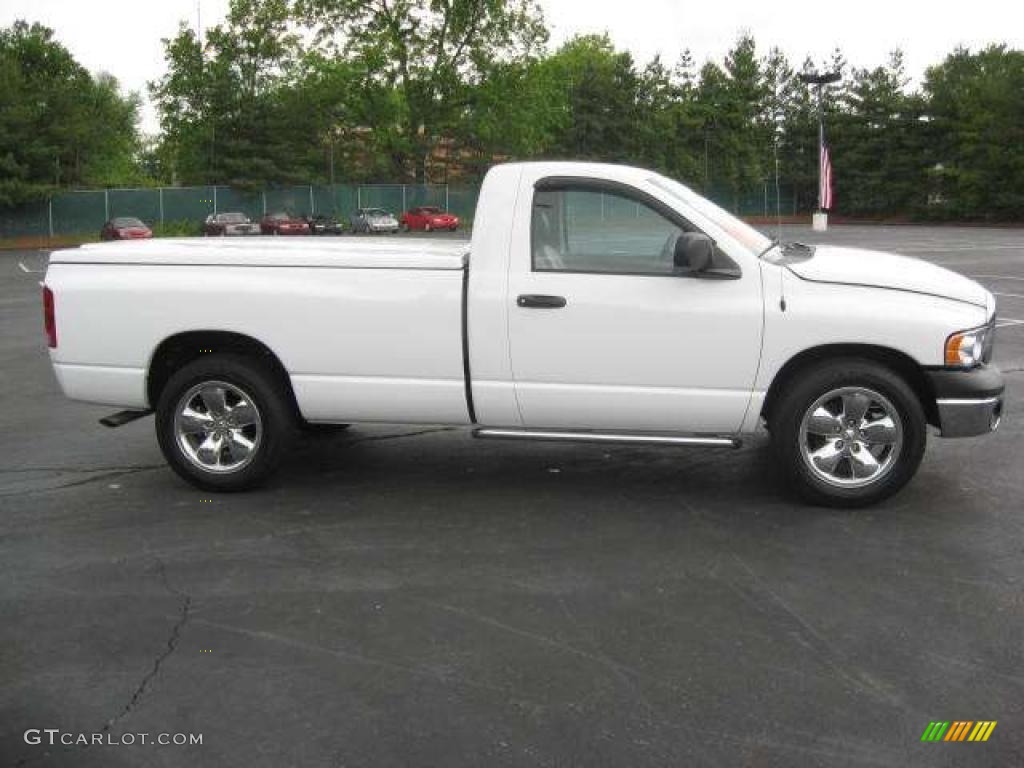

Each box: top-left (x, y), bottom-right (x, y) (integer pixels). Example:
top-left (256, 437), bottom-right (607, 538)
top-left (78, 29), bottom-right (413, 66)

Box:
top-left (799, 70), bottom-right (841, 230)
top-left (818, 99), bottom-right (824, 211)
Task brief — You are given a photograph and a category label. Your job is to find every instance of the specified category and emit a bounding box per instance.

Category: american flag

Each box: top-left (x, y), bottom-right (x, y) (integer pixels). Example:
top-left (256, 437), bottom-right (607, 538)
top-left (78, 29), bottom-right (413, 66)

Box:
top-left (820, 143), bottom-right (834, 210)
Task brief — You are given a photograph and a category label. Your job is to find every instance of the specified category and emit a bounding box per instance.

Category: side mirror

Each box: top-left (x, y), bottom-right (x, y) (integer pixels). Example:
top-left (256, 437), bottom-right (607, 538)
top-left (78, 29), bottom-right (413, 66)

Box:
top-left (674, 233), bottom-right (714, 274)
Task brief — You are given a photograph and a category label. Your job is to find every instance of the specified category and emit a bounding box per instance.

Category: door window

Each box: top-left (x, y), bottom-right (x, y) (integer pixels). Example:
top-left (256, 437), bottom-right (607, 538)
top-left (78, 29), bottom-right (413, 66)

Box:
top-left (532, 185), bottom-right (686, 275)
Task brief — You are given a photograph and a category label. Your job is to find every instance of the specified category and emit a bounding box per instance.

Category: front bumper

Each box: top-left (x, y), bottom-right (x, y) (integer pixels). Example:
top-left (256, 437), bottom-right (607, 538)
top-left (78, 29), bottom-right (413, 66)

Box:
top-left (928, 365), bottom-right (1005, 437)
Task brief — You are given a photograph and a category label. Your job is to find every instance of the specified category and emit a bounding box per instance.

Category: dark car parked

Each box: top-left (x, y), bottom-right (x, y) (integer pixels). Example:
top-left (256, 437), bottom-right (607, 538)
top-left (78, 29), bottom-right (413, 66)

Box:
top-left (306, 214), bottom-right (345, 235)
top-left (259, 212), bottom-right (310, 235)
top-left (203, 212), bottom-right (260, 236)
top-left (100, 217), bottom-right (152, 241)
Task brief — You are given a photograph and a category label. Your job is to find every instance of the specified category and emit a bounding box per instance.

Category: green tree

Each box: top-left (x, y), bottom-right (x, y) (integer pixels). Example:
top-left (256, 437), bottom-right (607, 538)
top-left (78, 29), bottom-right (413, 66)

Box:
top-left (296, 0), bottom-right (549, 181)
top-left (925, 45), bottom-right (1024, 219)
top-left (151, 0), bottom-right (310, 187)
top-left (0, 20), bottom-right (142, 204)
top-left (696, 35), bottom-right (772, 208)
top-left (541, 34), bottom-right (640, 161)
top-left (835, 51), bottom-right (930, 216)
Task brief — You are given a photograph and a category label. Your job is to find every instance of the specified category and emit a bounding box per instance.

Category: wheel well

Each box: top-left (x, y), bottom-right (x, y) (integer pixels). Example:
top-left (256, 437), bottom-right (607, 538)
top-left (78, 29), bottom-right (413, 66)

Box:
top-left (147, 331), bottom-right (300, 415)
top-left (761, 344), bottom-right (938, 428)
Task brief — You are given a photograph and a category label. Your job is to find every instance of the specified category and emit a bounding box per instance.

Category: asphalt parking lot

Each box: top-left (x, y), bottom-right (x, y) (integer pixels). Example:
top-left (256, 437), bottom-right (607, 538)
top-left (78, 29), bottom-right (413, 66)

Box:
top-left (2, 226), bottom-right (1022, 767)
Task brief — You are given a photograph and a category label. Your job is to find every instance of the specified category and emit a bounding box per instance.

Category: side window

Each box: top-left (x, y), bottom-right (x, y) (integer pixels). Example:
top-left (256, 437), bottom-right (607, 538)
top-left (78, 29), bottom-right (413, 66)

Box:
top-left (532, 185), bottom-right (686, 275)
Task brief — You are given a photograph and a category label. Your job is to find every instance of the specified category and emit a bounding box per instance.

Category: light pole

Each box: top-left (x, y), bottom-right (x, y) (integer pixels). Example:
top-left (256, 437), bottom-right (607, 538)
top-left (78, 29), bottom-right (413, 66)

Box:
top-left (799, 70), bottom-right (840, 230)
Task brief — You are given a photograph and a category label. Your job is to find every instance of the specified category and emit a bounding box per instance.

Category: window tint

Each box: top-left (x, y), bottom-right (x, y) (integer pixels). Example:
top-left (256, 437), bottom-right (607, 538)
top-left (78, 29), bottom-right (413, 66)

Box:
top-left (112, 217), bottom-right (144, 228)
top-left (531, 186), bottom-right (685, 275)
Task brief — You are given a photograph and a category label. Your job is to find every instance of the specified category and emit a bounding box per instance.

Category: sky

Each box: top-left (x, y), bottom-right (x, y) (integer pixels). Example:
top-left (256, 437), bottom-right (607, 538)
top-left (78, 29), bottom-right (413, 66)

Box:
top-left (2, 0), bottom-right (1023, 134)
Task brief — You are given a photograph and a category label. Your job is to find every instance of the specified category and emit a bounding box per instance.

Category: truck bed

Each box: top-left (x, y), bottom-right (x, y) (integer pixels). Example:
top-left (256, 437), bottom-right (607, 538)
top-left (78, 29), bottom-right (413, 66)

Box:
top-left (52, 237), bottom-right (469, 271)
top-left (46, 237), bottom-right (472, 424)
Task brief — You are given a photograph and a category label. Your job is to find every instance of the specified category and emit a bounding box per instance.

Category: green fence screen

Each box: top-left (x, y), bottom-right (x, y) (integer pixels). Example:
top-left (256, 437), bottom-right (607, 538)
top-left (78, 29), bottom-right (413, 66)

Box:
top-left (0, 182), bottom-right (791, 239)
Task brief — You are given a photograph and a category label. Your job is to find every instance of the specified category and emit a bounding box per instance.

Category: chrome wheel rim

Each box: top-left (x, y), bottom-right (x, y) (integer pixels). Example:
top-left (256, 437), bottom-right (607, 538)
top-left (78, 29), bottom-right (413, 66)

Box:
top-left (799, 386), bottom-right (903, 488)
top-left (174, 380), bottom-right (262, 473)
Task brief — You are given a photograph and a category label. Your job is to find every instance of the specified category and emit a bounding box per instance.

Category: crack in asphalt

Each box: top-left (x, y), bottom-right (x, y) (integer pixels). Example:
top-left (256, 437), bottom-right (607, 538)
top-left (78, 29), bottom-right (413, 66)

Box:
top-left (0, 464), bottom-right (164, 474)
top-left (0, 429), bottom-right (450, 498)
top-left (0, 465), bottom-right (163, 498)
top-left (101, 559), bottom-right (191, 733)
top-left (12, 560), bottom-right (191, 766)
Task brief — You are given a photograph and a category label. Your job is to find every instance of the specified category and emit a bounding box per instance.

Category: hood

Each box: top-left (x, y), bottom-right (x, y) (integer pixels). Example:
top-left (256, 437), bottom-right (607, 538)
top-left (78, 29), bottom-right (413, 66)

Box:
top-left (785, 246), bottom-right (989, 308)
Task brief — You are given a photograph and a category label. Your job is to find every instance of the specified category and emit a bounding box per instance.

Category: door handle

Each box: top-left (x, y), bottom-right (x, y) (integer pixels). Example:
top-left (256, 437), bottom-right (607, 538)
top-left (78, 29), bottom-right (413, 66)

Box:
top-left (517, 294), bottom-right (567, 309)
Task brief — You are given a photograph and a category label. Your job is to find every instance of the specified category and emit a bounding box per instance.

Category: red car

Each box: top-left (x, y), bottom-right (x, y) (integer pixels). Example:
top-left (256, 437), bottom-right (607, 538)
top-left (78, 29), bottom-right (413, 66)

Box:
top-left (400, 206), bottom-right (459, 232)
top-left (100, 217), bottom-right (152, 241)
top-left (259, 212), bottom-right (310, 235)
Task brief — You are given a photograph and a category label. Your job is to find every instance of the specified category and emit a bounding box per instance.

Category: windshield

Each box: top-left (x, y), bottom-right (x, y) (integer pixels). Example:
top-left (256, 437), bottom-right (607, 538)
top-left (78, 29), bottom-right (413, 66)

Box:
top-left (366, 209), bottom-right (389, 217)
top-left (420, 207), bottom-right (441, 214)
top-left (112, 217), bottom-right (145, 228)
top-left (219, 212), bottom-right (247, 223)
top-left (649, 175), bottom-right (772, 256)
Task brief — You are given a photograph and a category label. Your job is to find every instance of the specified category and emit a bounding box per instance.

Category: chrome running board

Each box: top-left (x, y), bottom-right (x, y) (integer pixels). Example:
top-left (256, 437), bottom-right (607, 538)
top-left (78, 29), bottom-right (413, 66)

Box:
top-left (472, 428), bottom-right (741, 449)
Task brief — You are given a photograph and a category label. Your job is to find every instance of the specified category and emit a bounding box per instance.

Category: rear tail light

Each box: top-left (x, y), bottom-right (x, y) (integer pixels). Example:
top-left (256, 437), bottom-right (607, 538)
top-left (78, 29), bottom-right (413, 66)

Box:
top-left (43, 285), bottom-right (57, 348)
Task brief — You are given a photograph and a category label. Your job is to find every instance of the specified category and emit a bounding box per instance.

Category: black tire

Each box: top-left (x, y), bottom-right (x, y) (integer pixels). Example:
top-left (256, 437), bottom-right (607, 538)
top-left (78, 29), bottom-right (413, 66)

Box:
top-left (770, 358), bottom-right (927, 508)
top-left (155, 354), bottom-right (296, 492)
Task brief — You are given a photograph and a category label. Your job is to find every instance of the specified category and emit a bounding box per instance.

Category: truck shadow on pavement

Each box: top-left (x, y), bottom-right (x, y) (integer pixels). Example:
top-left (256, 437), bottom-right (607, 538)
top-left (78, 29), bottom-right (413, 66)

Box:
top-left (268, 426), bottom-right (941, 526)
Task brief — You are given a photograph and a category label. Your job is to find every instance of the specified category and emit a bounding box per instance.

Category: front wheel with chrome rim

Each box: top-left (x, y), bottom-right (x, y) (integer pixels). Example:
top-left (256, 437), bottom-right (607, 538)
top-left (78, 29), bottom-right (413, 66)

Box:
top-left (771, 359), bottom-right (927, 507)
top-left (156, 354), bottom-right (296, 491)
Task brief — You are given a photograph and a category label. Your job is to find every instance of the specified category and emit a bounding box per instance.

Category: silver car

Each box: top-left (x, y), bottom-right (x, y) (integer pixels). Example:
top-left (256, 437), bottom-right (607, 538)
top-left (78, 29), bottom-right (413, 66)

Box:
top-left (351, 208), bottom-right (400, 234)
top-left (204, 212), bottom-right (261, 236)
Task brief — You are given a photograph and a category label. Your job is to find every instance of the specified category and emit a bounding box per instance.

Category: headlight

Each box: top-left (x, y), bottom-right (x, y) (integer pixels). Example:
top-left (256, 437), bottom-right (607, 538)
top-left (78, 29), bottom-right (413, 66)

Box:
top-left (945, 320), bottom-right (995, 368)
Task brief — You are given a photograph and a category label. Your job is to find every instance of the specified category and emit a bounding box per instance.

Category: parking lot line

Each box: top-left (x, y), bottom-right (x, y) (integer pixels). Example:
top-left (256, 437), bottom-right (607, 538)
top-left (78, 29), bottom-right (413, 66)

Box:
top-left (971, 274), bottom-right (1024, 282)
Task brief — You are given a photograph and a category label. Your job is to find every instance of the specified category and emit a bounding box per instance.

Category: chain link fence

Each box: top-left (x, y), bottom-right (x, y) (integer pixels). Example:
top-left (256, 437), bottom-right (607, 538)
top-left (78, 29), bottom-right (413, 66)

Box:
top-left (0, 184), bottom-right (481, 239)
top-left (0, 181), bottom-right (795, 240)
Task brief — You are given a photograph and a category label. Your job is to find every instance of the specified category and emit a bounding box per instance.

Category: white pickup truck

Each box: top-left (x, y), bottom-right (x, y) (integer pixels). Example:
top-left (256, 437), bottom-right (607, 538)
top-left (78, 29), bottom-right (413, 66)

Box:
top-left (43, 162), bottom-right (1004, 506)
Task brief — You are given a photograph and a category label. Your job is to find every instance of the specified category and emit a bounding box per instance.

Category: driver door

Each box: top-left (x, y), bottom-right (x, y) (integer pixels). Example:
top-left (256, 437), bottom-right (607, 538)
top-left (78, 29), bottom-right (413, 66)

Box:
top-left (506, 178), bottom-right (764, 434)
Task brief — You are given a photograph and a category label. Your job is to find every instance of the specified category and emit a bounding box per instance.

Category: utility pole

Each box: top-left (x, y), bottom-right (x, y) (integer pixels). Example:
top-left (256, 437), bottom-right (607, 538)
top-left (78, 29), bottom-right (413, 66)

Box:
top-left (798, 70), bottom-right (840, 231)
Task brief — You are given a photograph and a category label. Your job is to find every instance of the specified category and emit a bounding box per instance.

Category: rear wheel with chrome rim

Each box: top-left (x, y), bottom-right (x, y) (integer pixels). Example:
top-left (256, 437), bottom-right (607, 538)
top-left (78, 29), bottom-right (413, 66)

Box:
top-left (156, 354), bottom-right (296, 491)
top-left (771, 359), bottom-right (927, 507)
